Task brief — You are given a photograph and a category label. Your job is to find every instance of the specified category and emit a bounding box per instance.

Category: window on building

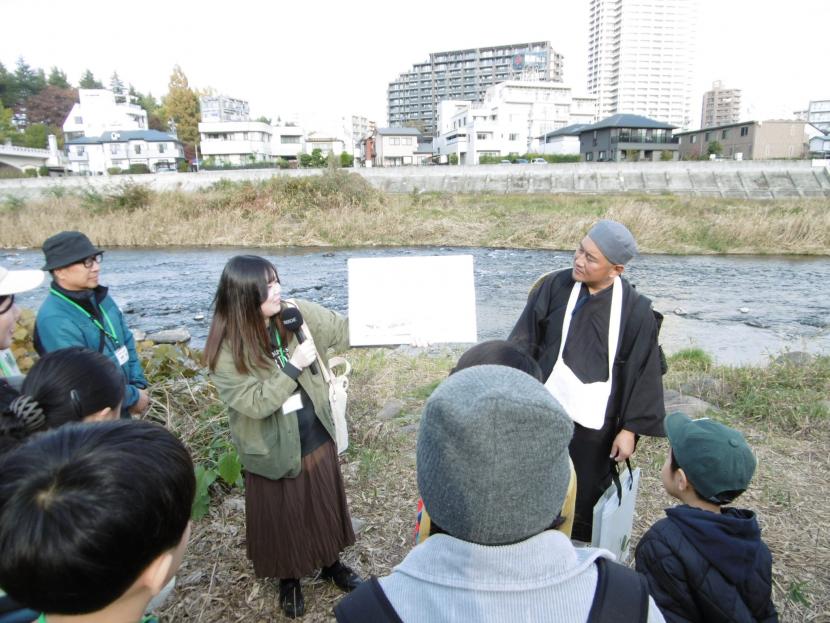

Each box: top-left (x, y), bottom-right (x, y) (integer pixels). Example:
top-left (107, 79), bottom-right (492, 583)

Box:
top-left (110, 144), bottom-right (119, 154)
top-left (74, 116), bottom-right (83, 124)
top-left (281, 136), bottom-right (300, 144)
top-left (391, 137), bottom-right (400, 145)
top-left (704, 132), bottom-right (711, 141)
top-left (134, 145), bottom-right (142, 155)
top-left (76, 146), bottom-right (85, 156)
top-left (585, 152), bottom-right (593, 161)
top-left (158, 143), bottom-right (166, 153)
top-left (509, 133), bottom-right (519, 141)
top-left (740, 126), bottom-right (749, 136)
top-left (599, 150), bottom-right (606, 161)
top-left (722, 129), bottom-right (728, 139)
top-left (690, 135), bottom-right (697, 144)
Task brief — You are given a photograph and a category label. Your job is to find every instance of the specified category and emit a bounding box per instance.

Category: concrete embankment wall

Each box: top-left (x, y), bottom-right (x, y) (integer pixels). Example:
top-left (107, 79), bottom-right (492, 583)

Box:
top-left (2, 161), bottom-right (829, 201)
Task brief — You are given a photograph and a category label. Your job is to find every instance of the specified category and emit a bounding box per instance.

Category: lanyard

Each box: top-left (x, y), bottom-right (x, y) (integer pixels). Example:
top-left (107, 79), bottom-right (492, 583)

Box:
top-left (272, 326), bottom-right (287, 367)
top-left (50, 288), bottom-right (120, 346)
top-left (0, 352), bottom-right (13, 376)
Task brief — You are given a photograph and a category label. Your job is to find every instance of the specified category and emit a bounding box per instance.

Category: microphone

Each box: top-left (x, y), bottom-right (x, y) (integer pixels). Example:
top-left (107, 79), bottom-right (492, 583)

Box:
top-left (280, 307), bottom-right (319, 375)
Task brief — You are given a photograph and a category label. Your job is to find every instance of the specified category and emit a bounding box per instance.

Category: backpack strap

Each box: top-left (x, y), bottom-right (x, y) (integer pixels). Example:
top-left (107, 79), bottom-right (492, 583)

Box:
top-left (333, 577), bottom-right (404, 623)
top-left (587, 557), bottom-right (649, 623)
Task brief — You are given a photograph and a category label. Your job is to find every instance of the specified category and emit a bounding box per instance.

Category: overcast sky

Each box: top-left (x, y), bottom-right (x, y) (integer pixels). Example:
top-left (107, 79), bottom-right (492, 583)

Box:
top-left (1, 0), bottom-right (826, 130)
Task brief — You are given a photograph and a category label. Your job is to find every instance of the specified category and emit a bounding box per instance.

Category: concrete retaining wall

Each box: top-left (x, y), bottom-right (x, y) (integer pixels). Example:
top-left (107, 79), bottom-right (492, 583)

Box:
top-left (2, 161), bottom-right (829, 201)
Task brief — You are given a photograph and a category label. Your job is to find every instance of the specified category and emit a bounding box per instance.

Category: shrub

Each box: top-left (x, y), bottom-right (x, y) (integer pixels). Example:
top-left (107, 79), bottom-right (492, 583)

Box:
top-left (23, 168), bottom-right (38, 177)
top-left (177, 160), bottom-right (189, 172)
top-left (128, 163), bottom-right (151, 175)
top-left (107, 167), bottom-right (123, 175)
top-left (38, 165), bottom-right (49, 177)
top-left (660, 150), bottom-right (675, 161)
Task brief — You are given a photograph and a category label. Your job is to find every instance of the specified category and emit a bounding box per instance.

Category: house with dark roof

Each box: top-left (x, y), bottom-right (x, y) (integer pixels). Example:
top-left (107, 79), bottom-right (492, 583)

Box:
top-left (675, 120), bottom-right (817, 160)
top-left (374, 127), bottom-right (422, 166)
top-left (578, 114), bottom-right (678, 162)
top-left (65, 129), bottom-right (184, 175)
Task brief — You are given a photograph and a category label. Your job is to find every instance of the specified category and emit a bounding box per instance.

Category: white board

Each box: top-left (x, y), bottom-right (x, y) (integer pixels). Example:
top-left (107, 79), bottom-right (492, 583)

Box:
top-left (348, 255), bottom-right (477, 346)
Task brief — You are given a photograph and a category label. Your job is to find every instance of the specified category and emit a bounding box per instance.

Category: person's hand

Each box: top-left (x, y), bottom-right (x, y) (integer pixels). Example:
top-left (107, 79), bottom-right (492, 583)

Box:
top-left (610, 429), bottom-right (636, 462)
top-left (129, 388), bottom-right (151, 416)
top-left (289, 339), bottom-right (317, 370)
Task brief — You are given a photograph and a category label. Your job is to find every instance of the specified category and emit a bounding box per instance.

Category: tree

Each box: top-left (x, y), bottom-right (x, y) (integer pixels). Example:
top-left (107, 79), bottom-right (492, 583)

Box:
top-left (13, 58), bottom-right (46, 105)
top-left (309, 148), bottom-right (325, 167)
top-left (47, 67), bottom-right (70, 88)
top-left (0, 105), bottom-right (15, 142)
top-left (24, 85), bottom-right (77, 127)
top-left (132, 88), bottom-right (165, 131)
top-left (12, 123), bottom-right (49, 149)
top-left (255, 116), bottom-right (272, 124)
top-left (0, 62), bottom-right (16, 108)
top-left (110, 72), bottom-right (126, 103)
top-left (707, 140), bottom-right (723, 157)
top-left (161, 65), bottom-right (200, 148)
top-left (339, 152), bottom-right (354, 167)
top-left (78, 69), bottom-right (103, 89)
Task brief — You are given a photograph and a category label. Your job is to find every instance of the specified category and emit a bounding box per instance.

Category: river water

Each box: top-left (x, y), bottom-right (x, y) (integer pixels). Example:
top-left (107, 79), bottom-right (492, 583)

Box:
top-left (4, 246), bottom-right (828, 365)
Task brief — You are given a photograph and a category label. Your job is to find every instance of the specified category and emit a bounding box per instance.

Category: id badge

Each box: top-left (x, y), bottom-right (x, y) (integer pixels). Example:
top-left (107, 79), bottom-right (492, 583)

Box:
top-left (282, 392), bottom-right (303, 414)
top-left (114, 346), bottom-right (129, 366)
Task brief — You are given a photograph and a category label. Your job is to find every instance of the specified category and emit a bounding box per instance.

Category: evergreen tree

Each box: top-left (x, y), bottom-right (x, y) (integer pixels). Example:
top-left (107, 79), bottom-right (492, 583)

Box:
top-left (47, 67), bottom-right (70, 88)
top-left (79, 69), bottom-right (104, 89)
top-left (110, 71), bottom-right (126, 103)
top-left (161, 65), bottom-right (199, 148)
top-left (13, 57), bottom-right (46, 106)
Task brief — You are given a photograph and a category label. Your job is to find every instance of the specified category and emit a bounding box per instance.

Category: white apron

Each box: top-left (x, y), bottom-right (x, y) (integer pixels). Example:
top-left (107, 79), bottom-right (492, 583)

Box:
top-left (545, 277), bottom-right (623, 430)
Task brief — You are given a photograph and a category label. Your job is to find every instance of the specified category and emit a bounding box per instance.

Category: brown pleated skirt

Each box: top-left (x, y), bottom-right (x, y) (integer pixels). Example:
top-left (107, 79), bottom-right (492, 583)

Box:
top-left (244, 440), bottom-right (355, 579)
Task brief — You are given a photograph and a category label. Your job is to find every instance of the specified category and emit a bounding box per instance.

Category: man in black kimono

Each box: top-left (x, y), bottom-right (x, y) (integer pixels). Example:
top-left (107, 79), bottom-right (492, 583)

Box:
top-left (509, 220), bottom-right (665, 542)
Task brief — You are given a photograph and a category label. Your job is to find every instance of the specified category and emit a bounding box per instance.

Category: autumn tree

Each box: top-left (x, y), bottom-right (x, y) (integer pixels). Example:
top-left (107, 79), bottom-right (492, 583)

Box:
top-left (79, 69), bottom-right (103, 89)
top-left (161, 65), bottom-right (199, 148)
top-left (24, 85), bottom-right (77, 127)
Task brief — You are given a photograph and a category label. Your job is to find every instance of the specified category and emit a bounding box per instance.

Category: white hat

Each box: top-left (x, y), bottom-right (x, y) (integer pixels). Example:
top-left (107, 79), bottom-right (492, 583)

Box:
top-left (0, 266), bottom-right (45, 296)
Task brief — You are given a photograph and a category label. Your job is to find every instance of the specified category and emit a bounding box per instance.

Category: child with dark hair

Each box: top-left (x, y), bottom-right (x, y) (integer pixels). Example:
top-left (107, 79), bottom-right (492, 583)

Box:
top-left (0, 347), bottom-right (124, 456)
top-left (635, 412), bottom-right (778, 623)
top-left (0, 419), bottom-right (195, 623)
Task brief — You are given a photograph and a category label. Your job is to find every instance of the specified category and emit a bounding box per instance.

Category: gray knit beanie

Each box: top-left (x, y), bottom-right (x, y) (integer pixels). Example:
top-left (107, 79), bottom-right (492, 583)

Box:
top-left (417, 365), bottom-right (574, 545)
top-left (587, 219), bottom-right (638, 265)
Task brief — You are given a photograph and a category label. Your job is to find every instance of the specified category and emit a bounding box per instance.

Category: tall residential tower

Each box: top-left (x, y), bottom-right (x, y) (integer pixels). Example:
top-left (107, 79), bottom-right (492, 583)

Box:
top-left (388, 41), bottom-right (564, 135)
top-left (701, 81), bottom-right (742, 128)
top-left (587, 0), bottom-right (697, 129)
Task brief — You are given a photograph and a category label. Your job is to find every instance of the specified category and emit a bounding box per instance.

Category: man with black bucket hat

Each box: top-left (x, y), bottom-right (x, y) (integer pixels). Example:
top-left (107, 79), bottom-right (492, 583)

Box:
top-left (509, 220), bottom-right (666, 543)
top-left (34, 231), bottom-right (149, 417)
top-left (335, 365), bottom-right (666, 623)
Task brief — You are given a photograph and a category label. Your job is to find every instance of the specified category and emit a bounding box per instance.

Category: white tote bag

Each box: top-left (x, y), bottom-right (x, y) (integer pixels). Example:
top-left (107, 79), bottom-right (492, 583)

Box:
top-left (591, 461), bottom-right (641, 564)
top-left (322, 355), bottom-right (350, 455)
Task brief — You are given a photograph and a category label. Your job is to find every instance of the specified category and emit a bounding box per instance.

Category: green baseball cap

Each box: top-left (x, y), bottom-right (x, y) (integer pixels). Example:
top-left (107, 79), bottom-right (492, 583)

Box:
top-left (665, 412), bottom-right (756, 500)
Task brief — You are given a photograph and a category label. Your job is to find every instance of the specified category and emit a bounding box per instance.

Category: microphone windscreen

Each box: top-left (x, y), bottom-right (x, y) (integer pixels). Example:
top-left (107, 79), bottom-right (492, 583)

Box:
top-left (281, 307), bottom-right (303, 333)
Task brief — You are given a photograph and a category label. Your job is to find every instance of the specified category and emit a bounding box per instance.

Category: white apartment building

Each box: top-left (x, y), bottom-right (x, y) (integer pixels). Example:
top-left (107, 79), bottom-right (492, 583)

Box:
top-left (65, 130), bottom-right (183, 175)
top-left (587, 0), bottom-right (697, 129)
top-left (199, 95), bottom-right (250, 122)
top-left (63, 89), bottom-right (148, 141)
top-left (434, 81), bottom-right (597, 164)
top-left (701, 81), bottom-right (742, 128)
top-left (198, 121), bottom-right (305, 165)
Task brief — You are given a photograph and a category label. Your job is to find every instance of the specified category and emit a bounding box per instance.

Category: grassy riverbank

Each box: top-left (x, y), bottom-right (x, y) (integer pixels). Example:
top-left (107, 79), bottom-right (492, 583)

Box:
top-left (8, 317), bottom-right (829, 621)
top-left (2, 172), bottom-right (829, 254)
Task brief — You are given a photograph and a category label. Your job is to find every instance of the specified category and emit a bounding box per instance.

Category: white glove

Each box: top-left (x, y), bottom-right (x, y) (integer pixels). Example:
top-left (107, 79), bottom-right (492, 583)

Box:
top-left (289, 339), bottom-right (317, 370)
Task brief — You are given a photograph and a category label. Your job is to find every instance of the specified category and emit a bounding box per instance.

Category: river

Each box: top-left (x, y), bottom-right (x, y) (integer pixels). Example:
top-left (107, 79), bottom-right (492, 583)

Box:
top-left (4, 246), bottom-right (828, 366)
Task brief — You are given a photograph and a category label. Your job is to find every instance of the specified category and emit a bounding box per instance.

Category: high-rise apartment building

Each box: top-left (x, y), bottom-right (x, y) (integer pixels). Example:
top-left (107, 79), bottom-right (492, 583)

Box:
top-left (388, 41), bottom-right (564, 135)
top-left (701, 81), bottom-right (742, 128)
top-left (587, 0), bottom-right (697, 129)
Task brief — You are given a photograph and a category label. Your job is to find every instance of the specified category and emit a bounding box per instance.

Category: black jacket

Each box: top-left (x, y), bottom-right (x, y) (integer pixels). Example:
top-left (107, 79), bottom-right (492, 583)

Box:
top-left (509, 269), bottom-right (665, 437)
top-left (635, 505), bottom-right (778, 623)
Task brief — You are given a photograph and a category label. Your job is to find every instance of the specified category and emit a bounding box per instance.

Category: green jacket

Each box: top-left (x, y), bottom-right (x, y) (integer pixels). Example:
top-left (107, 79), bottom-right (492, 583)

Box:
top-left (211, 299), bottom-right (349, 481)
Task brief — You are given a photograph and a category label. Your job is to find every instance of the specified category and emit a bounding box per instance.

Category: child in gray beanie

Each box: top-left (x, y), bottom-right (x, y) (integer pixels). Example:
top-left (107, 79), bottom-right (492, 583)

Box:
top-left (336, 365), bottom-right (666, 623)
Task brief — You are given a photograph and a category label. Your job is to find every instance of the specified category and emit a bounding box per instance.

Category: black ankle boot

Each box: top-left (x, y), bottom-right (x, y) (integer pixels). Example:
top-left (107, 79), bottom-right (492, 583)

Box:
top-left (279, 578), bottom-right (304, 618)
top-left (320, 560), bottom-right (363, 593)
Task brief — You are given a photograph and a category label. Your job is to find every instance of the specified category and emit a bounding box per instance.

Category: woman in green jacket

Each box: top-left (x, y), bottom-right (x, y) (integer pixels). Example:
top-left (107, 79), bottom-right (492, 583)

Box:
top-left (204, 255), bottom-right (360, 619)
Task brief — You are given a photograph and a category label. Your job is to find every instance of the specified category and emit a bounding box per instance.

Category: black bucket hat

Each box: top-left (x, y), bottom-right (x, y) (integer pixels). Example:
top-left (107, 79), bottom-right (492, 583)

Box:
top-left (42, 231), bottom-right (104, 271)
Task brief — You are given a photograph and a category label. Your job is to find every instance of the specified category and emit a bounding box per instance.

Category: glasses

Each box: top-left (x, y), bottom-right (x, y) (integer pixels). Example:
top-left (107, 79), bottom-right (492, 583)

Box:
top-left (0, 294), bottom-right (14, 315)
top-left (78, 254), bottom-right (103, 269)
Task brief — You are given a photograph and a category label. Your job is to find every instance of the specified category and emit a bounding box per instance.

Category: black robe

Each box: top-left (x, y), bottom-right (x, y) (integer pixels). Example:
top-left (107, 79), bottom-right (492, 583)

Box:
top-left (509, 268), bottom-right (666, 541)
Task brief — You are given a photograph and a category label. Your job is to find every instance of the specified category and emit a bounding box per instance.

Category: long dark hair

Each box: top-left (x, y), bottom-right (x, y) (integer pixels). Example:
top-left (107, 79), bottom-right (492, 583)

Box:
top-left (0, 347), bottom-right (124, 455)
top-left (204, 255), bottom-right (285, 373)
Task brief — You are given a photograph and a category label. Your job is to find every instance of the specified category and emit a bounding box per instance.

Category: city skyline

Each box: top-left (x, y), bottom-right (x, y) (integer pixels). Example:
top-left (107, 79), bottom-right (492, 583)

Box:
top-left (1, 0), bottom-right (826, 131)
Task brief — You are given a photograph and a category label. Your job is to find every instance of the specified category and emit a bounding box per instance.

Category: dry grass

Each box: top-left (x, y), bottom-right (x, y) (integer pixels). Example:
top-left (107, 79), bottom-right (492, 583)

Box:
top-left (2, 177), bottom-right (829, 254)
top-left (132, 345), bottom-right (830, 622)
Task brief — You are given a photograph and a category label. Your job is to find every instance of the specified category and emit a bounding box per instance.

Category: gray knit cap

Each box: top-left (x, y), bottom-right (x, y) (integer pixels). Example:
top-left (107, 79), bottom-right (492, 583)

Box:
top-left (587, 220), bottom-right (638, 265)
top-left (417, 365), bottom-right (574, 545)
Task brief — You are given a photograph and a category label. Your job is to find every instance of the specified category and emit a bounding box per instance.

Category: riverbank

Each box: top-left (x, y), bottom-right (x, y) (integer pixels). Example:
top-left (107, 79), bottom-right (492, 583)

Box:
top-left (153, 345), bottom-right (826, 623)
top-left (2, 172), bottom-right (829, 254)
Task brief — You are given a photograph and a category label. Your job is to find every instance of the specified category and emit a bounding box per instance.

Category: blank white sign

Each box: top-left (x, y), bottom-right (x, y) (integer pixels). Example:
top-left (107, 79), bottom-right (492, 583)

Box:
top-left (348, 255), bottom-right (477, 346)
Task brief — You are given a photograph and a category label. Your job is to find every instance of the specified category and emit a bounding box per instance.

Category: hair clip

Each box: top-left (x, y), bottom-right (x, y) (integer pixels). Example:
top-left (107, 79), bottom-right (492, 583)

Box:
top-left (10, 395), bottom-right (46, 432)
top-left (70, 389), bottom-right (83, 419)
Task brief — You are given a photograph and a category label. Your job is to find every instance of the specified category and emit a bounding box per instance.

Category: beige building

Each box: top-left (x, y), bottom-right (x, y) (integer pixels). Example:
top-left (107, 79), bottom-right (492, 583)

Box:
top-left (374, 127), bottom-right (422, 166)
top-left (675, 120), bottom-right (812, 160)
top-left (701, 81), bottom-right (741, 128)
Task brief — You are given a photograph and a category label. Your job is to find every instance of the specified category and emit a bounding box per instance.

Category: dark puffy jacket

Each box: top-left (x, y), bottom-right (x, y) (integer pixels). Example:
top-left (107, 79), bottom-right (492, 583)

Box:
top-left (635, 505), bottom-right (777, 623)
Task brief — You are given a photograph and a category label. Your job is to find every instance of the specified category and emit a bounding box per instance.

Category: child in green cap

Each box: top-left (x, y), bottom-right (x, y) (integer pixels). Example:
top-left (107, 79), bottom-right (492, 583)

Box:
top-left (635, 412), bottom-right (777, 622)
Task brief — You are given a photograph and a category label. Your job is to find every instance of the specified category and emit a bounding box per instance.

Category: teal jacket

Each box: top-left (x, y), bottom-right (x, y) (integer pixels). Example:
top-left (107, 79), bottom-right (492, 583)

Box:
top-left (211, 299), bottom-right (349, 481)
top-left (34, 282), bottom-right (148, 408)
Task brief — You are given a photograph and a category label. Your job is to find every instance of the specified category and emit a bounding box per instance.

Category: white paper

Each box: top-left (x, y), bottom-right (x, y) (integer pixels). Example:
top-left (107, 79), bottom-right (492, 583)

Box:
top-left (348, 255), bottom-right (477, 346)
